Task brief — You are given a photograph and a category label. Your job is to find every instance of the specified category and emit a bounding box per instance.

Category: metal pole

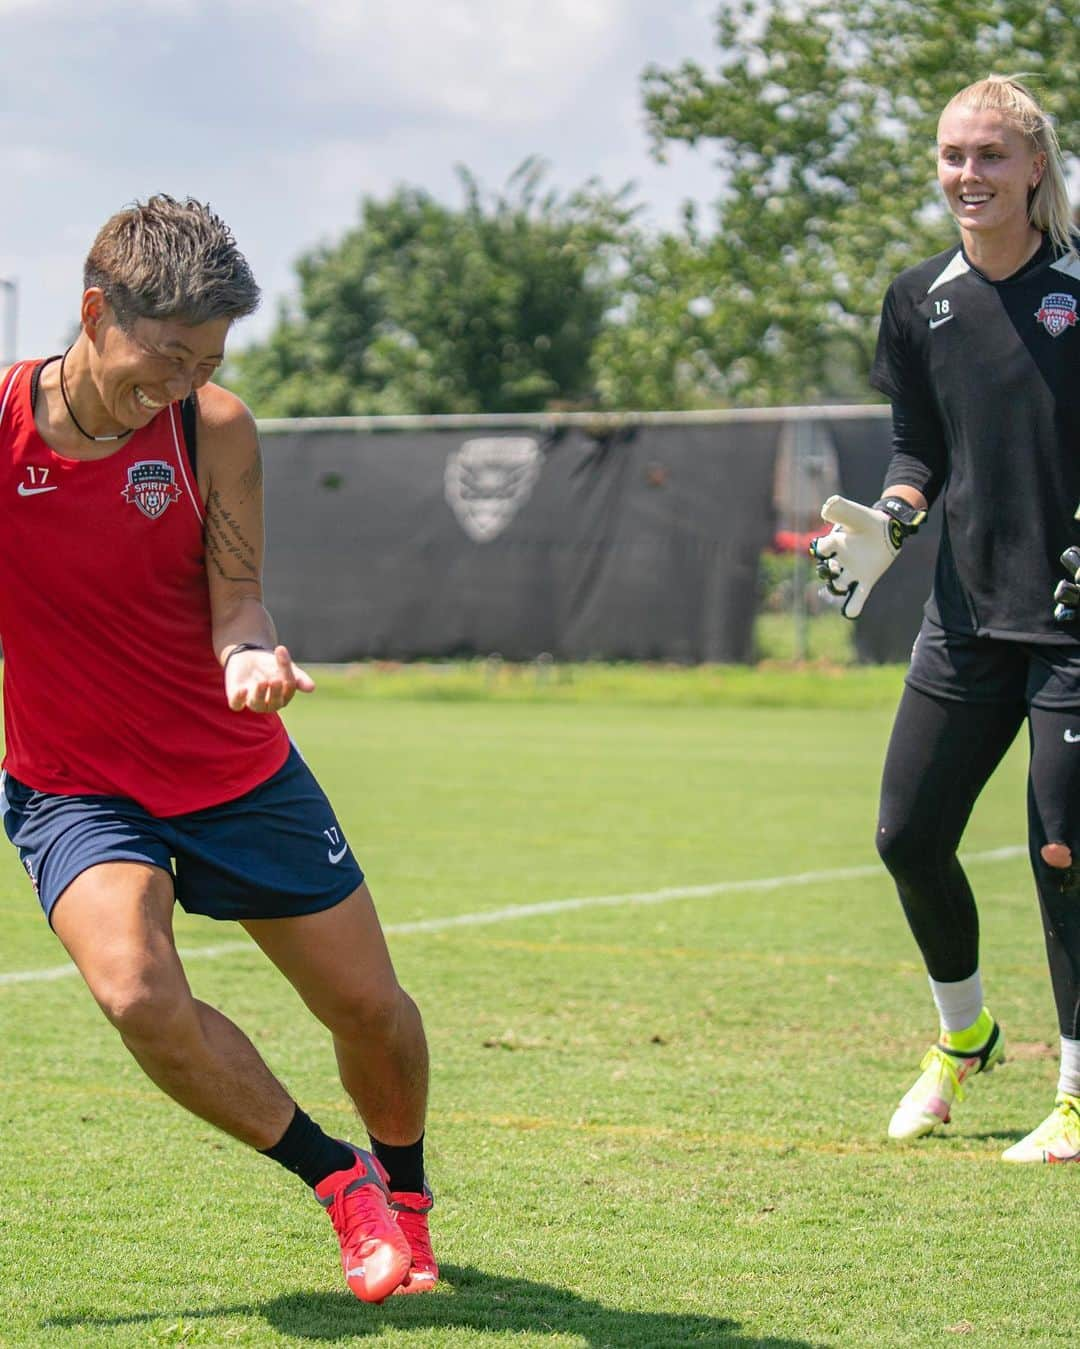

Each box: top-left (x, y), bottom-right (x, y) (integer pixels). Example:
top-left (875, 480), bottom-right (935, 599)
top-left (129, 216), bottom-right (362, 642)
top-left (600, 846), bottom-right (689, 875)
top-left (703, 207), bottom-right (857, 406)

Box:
top-left (0, 278), bottom-right (17, 363)
top-left (791, 418), bottom-right (811, 661)
top-left (256, 402), bottom-right (892, 435)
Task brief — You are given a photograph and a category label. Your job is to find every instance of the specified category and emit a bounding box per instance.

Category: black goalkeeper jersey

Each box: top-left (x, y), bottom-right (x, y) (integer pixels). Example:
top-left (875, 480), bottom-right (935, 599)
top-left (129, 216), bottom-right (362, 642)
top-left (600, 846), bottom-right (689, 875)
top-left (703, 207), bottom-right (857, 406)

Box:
top-left (871, 235), bottom-right (1080, 643)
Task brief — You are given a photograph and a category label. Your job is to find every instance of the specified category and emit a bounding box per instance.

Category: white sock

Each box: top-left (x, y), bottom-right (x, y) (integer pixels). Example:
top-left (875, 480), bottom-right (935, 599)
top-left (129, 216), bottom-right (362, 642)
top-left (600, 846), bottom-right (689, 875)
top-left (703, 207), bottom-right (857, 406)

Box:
top-left (1059, 1036), bottom-right (1080, 1097)
top-left (928, 971), bottom-right (984, 1033)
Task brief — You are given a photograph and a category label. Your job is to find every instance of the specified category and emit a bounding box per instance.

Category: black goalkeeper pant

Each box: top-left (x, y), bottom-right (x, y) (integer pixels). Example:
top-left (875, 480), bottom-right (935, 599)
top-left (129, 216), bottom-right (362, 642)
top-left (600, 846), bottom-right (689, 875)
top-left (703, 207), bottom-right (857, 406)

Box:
top-left (877, 682), bottom-right (1080, 1039)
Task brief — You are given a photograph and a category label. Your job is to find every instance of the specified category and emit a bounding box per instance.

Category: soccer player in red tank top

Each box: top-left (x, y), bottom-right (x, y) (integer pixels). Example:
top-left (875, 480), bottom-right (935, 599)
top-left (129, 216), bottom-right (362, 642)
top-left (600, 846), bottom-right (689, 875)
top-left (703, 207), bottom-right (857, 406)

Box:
top-left (0, 197), bottom-right (436, 1300)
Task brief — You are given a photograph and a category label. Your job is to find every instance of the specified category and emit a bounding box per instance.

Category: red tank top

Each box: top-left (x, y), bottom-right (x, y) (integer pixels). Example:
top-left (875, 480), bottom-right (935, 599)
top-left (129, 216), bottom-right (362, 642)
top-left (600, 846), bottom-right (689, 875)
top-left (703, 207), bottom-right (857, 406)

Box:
top-left (0, 360), bottom-right (289, 816)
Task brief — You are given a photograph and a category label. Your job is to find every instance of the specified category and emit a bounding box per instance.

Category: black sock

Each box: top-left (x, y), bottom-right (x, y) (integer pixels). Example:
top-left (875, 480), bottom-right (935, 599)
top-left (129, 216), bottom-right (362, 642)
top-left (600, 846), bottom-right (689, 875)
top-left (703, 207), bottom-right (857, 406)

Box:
top-left (370, 1132), bottom-right (425, 1194)
top-left (260, 1105), bottom-right (355, 1189)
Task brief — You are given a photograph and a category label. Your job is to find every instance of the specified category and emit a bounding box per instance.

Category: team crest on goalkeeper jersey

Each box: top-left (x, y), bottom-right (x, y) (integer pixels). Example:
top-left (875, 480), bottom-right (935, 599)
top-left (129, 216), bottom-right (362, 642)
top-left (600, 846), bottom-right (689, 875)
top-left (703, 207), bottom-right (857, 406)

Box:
top-left (1034, 292), bottom-right (1078, 338)
top-left (122, 460), bottom-right (183, 519)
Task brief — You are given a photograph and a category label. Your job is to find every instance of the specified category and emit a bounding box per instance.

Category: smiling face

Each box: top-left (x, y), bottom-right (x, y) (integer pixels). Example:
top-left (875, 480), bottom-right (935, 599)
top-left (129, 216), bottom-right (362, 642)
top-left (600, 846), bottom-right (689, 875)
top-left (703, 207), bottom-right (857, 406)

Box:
top-left (82, 290), bottom-right (231, 428)
top-left (936, 105), bottom-right (1046, 246)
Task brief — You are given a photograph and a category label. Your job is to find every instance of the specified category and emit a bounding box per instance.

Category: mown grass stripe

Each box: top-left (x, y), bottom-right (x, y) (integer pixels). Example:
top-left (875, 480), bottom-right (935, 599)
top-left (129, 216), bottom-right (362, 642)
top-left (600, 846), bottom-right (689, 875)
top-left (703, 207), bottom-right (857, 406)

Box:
top-left (0, 844), bottom-right (1024, 988)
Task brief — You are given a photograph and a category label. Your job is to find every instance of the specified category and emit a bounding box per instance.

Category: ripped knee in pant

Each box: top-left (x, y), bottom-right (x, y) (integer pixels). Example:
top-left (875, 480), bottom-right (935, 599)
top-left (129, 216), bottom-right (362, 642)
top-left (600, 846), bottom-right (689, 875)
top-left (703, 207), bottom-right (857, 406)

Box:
top-left (1040, 843), bottom-right (1080, 895)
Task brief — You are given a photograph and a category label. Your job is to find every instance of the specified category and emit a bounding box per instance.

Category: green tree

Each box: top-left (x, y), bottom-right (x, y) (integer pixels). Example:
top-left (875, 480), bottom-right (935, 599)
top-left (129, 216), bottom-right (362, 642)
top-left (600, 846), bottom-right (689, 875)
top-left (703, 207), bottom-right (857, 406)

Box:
top-left (592, 212), bottom-right (812, 410)
top-left (609, 0), bottom-right (1080, 406)
top-left (228, 161), bottom-right (635, 417)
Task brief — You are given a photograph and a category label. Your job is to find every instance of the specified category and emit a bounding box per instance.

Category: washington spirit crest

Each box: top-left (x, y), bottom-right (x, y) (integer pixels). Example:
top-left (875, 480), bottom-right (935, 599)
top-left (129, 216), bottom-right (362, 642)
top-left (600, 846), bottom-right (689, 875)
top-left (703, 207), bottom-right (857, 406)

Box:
top-left (122, 460), bottom-right (183, 519)
top-left (444, 437), bottom-right (543, 543)
top-left (1034, 292), bottom-right (1078, 338)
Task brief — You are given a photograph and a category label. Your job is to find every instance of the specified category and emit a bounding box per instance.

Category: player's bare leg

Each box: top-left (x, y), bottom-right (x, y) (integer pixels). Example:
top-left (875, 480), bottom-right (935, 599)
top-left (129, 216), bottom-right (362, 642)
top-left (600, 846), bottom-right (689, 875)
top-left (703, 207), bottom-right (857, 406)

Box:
top-left (52, 861), bottom-right (411, 1300)
top-left (242, 884), bottom-right (428, 1145)
top-left (243, 885), bottom-right (436, 1290)
top-left (51, 861), bottom-right (294, 1147)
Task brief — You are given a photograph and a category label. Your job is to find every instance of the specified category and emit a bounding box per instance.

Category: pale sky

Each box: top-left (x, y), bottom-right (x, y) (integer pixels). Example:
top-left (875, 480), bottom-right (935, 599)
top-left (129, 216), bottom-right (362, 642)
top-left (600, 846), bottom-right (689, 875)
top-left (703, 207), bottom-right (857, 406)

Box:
top-left (0, 0), bottom-right (722, 361)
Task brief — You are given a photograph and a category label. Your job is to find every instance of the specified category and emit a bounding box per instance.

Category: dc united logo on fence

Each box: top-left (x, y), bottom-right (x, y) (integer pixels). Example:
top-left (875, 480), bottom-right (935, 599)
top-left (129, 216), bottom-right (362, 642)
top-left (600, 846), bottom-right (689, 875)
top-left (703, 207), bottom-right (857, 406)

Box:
top-left (122, 460), bottom-right (182, 519)
top-left (1034, 292), bottom-right (1078, 338)
top-left (444, 437), bottom-right (543, 542)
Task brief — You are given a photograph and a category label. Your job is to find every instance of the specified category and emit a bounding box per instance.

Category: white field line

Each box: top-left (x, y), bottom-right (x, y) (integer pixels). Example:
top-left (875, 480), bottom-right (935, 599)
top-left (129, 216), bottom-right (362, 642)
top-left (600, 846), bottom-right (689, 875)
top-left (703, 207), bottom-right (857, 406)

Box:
top-left (0, 845), bottom-right (1025, 989)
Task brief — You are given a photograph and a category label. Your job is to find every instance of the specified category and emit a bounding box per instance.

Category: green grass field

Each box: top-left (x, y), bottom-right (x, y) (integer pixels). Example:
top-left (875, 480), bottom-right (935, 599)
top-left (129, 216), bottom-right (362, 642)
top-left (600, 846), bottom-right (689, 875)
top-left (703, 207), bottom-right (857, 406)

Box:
top-left (1, 666), bottom-right (1074, 1348)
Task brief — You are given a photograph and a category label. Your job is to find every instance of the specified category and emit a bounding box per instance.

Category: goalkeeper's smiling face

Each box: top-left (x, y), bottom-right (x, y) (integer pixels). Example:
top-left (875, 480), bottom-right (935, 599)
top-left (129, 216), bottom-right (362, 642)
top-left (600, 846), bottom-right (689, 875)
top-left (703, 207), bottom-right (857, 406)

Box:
top-left (936, 106), bottom-right (1046, 242)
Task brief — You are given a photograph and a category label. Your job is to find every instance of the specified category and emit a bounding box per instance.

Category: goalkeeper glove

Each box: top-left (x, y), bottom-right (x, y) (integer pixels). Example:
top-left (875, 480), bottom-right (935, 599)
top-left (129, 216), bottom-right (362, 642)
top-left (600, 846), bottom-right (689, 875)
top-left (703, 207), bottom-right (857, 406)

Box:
top-left (1053, 546), bottom-right (1080, 623)
top-left (809, 494), bottom-right (926, 620)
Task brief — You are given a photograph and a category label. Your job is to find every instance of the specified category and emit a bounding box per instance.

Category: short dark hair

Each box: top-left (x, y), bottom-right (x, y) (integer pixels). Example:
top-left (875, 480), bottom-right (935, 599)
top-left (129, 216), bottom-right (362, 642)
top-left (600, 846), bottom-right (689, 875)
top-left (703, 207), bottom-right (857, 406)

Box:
top-left (83, 195), bottom-right (261, 329)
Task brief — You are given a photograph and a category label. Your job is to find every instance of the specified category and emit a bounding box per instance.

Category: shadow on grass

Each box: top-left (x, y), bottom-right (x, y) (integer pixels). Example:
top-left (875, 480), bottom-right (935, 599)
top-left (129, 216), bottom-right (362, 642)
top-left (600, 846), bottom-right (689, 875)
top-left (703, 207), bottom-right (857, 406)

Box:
top-left (964, 1128), bottom-right (1029, 1144)
top-left (44, 1264), bottom-right (820, 1346)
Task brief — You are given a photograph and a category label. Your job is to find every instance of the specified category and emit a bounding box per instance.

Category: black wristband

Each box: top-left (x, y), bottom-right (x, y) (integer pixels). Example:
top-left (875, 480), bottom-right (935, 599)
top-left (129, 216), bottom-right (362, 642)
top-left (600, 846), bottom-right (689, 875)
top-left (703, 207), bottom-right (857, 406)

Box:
top-left (223, 642), bottom-right (269, 669)
top-left (873, 496), bottom-right (927, 549)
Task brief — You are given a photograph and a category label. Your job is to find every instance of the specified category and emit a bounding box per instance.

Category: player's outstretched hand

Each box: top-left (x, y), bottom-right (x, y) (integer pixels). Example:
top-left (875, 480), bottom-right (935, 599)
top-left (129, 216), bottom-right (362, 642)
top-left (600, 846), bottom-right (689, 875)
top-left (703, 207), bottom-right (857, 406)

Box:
top-left (1052, 546), bottom-right (1080, 623)
top-left (225, 643), bottom-right (316, 713)
top-left (809, 495), bottom-right (905, 620)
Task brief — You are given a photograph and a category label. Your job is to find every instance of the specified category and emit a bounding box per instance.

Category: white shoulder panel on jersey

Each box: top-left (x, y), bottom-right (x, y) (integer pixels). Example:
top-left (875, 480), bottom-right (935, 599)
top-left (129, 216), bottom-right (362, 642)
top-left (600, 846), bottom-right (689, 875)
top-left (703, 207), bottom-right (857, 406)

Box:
top-left (0, 363), bottom-right (26, 432)
top-left (1050, 252), bottom-right (1080, 281)
top-left (927, 250), bottom-right (970, 294)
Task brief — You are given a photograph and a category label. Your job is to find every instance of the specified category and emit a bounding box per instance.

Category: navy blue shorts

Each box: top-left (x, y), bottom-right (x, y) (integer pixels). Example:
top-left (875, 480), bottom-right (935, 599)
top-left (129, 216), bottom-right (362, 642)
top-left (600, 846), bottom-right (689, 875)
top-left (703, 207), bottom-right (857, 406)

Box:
top-left (906, 617), bottom-right (1080, 710)
top-left (1, 744), bottom-right (365, 925)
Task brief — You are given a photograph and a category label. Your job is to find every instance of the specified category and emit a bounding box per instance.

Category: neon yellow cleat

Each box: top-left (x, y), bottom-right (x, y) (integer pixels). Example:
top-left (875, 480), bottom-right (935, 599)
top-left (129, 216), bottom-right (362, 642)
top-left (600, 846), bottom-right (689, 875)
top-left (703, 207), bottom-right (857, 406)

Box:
top-left (1001, 1094), bottom-right (1080, 1163)
top-left (887, 1020), bottom-right (1005, 1141)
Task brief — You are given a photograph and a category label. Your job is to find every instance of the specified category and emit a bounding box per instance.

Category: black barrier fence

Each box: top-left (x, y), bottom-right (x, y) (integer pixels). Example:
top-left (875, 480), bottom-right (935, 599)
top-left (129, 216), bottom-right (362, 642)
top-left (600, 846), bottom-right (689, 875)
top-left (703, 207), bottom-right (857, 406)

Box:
top-left (258, 409), bottom-right (933, 664)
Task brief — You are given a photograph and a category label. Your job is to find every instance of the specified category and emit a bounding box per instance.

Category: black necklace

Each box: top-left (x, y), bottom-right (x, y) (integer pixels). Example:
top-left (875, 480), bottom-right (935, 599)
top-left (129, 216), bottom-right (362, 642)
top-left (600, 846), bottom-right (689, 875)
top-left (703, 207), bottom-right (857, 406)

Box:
top-left (58, 346), bottom-right (133, 443)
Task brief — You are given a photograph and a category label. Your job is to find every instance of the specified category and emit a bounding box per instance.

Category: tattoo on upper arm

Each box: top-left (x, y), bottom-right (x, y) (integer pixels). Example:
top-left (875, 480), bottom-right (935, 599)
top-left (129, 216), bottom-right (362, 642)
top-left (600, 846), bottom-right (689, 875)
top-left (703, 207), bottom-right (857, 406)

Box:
top-left (237, 453), bottom-right (264, 501)
top-left (204, 488), bottom-right (259, 583)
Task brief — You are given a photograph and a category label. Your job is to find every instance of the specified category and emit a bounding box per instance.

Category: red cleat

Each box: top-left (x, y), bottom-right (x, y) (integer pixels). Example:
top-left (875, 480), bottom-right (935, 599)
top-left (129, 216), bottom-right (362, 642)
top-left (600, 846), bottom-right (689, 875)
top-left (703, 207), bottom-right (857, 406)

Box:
top-left (389, 1185), bottom-right (438, 1294)
top-left (314, 1147), bottom-right (411, 1302)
